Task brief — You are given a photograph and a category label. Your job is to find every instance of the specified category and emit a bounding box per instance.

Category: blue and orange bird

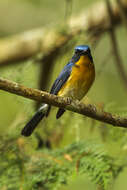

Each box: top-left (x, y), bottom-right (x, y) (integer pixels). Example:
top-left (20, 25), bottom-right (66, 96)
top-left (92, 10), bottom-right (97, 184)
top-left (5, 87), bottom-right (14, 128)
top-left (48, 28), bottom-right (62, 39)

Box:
top-left (21, 45), bottom-right (95, 136)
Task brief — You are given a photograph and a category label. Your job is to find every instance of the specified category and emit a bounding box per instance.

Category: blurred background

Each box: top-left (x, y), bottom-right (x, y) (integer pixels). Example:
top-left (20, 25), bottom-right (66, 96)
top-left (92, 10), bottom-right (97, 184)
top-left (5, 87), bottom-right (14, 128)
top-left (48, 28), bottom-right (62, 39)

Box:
top-left (0, 0), bottom-right (127, 189)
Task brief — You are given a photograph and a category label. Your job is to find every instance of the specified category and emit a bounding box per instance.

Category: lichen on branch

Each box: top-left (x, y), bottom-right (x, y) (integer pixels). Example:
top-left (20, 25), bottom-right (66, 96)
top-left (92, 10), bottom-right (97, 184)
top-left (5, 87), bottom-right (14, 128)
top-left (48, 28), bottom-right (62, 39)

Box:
top-left (0, 77), bottom-right (127, 128)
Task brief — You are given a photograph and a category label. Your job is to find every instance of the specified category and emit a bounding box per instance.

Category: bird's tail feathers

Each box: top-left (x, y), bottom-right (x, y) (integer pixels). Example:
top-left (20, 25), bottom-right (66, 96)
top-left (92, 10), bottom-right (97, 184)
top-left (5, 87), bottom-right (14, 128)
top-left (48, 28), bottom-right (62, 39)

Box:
top-left (45, 105), bottom-right (51, 117)
top-left (21, 104), bottom-right (48, 137)
top-left (56, 108), bottom-right (65, 119)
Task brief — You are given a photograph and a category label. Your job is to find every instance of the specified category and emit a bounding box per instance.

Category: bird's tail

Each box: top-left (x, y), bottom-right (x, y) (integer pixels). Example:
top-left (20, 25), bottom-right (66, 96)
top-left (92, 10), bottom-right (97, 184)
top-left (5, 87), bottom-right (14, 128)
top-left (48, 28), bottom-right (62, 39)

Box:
top-left (21, 104), bottom-right (49, 137)
top-left (56, 108), bottom-right (65, 119)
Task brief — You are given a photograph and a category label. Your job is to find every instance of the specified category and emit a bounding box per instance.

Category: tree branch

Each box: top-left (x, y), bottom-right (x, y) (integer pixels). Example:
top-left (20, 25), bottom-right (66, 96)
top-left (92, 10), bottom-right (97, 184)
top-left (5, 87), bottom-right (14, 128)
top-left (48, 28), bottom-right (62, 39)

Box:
top-left (116, 0), bottom-right (127, 29)
top-left (0, 0), bottom-right (127, 65)
top-left (0, 28), bottom-right (79, 65)
top-left (0, 77), bottom-right (127, 128)
top-left (106, 0), bottom-right (127, 89)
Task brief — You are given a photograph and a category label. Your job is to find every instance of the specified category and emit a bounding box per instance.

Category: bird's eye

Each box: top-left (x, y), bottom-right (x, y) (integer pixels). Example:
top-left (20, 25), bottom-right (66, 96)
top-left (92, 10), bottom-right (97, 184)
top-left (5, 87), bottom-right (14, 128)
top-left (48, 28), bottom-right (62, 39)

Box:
top-left (75, 50), bottom-right (83, 55)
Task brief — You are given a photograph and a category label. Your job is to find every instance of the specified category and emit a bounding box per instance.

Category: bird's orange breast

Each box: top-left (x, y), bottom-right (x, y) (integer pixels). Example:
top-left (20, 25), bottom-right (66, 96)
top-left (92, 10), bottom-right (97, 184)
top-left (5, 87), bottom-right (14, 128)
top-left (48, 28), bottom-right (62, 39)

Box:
top-left (58, 55), bottom-right (95, 100)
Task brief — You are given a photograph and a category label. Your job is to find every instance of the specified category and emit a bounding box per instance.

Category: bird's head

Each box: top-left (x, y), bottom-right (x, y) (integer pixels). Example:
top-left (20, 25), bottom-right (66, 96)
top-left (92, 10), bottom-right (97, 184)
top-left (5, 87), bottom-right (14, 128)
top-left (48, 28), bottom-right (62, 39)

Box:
top-left (74, 45), bottom-right (93, 62)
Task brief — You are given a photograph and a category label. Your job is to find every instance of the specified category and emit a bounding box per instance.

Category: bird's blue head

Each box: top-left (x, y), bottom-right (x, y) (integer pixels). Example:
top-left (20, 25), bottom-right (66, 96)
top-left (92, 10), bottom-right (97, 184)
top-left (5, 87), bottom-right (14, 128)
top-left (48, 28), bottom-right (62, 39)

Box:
top-left (75, 45), bottom-right (90, 53)
top-left (74, 45), bottom-right (93, 62)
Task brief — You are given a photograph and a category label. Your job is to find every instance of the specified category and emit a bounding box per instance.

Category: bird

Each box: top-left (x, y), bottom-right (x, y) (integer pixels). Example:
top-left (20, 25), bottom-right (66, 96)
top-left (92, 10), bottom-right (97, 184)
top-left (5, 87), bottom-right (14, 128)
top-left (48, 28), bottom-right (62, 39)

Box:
top-left (21, 45), bottom-right (95, 137)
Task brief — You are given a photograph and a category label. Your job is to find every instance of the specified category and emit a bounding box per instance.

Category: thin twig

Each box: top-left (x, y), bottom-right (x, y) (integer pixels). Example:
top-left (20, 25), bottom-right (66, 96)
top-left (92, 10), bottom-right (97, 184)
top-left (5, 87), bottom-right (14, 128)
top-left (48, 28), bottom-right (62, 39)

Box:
top-left (97, 51), bottom-right (112, 77)
top-left (65, 0), bottom-right (73, 23)
top-left (0, 77), bottom-right (127, 128)
top-left (116, 0), bottom-right (127, 29)
top-left (106, 0), bottom-right (127, 90)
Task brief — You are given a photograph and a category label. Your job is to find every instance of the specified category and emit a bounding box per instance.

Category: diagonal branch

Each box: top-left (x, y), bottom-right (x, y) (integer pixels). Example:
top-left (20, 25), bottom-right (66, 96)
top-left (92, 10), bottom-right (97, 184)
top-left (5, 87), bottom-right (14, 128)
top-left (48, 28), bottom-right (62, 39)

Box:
top-left (0, 77), bottom-right (127, 128)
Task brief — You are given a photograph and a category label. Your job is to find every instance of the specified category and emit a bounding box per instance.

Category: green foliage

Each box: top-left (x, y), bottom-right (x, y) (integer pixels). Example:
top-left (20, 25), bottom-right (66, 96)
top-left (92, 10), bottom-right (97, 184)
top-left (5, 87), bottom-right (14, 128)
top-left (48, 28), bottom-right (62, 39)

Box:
top-left (0, 135), bottom-right (124, 190)
top-left (0, 28), bottom-right (127, 190)
top-left (1, 28), bottom-right (127, 189)
top-left (0, 2), bottom-right (127, 188)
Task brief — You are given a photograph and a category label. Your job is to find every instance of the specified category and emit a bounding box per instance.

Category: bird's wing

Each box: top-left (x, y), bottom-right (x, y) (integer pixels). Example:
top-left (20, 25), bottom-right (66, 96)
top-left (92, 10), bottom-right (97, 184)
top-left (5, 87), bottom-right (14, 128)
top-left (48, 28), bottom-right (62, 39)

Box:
top-left (50, 62), bottom-right (74, 95)
top-left (45, 62), bottom-right (74, 117)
